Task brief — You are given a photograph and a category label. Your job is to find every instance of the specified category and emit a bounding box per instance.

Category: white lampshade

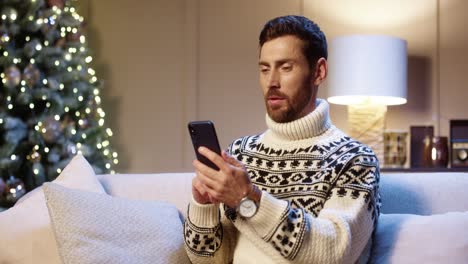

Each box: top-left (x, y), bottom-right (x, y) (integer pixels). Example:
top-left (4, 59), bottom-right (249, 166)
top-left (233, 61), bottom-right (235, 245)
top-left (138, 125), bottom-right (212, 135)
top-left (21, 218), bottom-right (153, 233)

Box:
top-left (327, 35), bottom-right (407, 105)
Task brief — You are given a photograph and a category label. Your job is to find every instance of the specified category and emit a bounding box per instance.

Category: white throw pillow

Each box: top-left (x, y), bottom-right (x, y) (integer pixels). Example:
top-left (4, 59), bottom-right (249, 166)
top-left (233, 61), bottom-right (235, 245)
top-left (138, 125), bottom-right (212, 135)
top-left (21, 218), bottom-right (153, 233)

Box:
top-left (43, 182), bottom-right (190, 264)
top-left (0, 155), bottom-right (105, 264)
top-left (370, 212), bottom-right (468, 264)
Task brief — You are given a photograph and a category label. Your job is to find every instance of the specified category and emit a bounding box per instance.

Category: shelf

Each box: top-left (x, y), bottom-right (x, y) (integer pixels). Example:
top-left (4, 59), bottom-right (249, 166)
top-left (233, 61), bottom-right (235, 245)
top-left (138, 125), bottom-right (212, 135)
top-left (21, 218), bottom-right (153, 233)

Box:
top-left (381, 167), bottom-right (468, 173)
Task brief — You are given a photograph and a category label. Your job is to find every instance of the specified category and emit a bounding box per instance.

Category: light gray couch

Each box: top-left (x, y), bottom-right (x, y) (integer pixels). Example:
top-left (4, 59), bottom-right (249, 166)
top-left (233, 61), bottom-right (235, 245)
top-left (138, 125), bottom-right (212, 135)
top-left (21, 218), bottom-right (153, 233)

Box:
top-left (1, 170), bottom-right (467, 263)
top-left (97, 171), bottom-right (468, 263)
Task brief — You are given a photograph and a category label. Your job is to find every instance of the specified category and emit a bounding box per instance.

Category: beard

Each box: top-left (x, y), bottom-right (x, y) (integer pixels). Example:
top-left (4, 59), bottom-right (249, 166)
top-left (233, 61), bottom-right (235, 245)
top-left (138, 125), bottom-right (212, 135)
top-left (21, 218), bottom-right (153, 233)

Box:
top-left (265, 85), bottom-right (312, 123)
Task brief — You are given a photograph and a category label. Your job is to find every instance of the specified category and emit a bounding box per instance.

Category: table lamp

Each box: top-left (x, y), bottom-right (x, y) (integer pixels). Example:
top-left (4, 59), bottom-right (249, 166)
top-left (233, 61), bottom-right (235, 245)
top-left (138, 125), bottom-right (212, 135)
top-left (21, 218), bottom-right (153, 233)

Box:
top-left (327, 35), bottom-right (407, 165)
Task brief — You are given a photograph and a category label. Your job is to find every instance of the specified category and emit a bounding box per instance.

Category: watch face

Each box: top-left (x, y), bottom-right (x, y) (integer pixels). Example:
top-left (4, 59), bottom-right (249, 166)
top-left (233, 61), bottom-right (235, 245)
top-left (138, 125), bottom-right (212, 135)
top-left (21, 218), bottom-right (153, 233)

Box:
top-left (239, 199), bottom-right (257, 218)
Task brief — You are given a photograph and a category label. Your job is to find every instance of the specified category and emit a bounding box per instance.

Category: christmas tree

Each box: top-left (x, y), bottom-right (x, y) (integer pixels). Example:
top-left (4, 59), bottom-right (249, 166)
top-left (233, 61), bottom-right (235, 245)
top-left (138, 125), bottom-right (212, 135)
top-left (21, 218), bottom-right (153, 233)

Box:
top-left (0, 0), bottom-right (118, 206)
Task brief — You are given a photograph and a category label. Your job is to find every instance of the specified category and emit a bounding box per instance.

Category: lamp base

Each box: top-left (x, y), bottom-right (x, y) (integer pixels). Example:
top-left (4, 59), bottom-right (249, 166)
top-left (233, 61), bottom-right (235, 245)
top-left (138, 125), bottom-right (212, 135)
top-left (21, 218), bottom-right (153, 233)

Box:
top-left (348, 103), bottom-right (387, 166)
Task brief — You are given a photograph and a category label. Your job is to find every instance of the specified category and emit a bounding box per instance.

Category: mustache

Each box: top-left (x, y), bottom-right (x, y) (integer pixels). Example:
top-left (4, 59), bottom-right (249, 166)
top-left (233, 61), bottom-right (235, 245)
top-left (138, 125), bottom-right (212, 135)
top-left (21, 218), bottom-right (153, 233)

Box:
top-left (266, 89), bottom-right (288, 99)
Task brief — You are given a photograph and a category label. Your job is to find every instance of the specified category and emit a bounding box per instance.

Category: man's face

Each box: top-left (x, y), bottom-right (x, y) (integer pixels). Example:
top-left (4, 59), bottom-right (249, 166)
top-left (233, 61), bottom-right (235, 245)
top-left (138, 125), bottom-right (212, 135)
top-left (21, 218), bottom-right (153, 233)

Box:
top-left (259, 35), bottom-right (317, 123)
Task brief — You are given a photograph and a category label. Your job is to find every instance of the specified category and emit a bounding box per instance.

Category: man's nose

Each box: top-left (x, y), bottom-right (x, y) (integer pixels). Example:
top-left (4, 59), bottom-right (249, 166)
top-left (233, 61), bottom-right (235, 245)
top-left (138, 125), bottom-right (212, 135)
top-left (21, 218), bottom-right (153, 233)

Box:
top-left (268, 70), bottom-right (280, 88)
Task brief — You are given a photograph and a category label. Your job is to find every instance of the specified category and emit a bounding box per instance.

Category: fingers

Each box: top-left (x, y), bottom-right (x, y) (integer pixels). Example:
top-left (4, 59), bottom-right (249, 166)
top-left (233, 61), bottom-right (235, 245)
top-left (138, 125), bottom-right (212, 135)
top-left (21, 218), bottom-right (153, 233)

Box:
top-left (198, 147), bottom-right (229, 171)
top-left (222, 150), bottom-right (244, 168)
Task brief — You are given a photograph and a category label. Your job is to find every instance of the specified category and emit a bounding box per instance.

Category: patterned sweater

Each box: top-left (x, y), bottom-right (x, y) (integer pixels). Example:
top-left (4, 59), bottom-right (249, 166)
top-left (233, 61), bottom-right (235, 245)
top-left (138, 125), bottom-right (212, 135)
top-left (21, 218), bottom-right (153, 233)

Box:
top-left (184, 99), bottom-right (381, 264)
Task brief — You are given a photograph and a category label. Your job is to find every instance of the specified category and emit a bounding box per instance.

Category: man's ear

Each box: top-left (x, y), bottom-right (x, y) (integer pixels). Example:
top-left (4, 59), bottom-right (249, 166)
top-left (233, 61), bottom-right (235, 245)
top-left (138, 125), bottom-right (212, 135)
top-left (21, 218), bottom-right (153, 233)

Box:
top-left (313, 58), bottom-right (327, 86)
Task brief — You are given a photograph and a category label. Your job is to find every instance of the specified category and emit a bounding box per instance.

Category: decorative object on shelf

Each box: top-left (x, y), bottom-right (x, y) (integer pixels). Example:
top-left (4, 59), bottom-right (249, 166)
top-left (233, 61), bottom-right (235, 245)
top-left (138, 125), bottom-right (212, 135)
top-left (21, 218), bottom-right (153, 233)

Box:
top-left (410, 126), bottom-right (434, 168)
top-left (450, 120), bottom-right (468, 168)
top-left (423, 136), bottom-right (449, 168)
top-left (327, 35), bottom-right (407, 165)
top-left (384, 130), bottom-right (408, 168)
top-left (3, 176), bottom-right (26, 204)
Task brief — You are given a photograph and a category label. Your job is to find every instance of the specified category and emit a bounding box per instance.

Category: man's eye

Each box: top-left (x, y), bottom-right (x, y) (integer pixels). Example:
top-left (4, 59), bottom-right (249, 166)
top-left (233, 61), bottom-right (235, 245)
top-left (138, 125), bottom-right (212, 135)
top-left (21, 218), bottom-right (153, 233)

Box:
top-left (260, 68), bottom-right (269, 73)
top-left (282, 65), bottom-right (292, 71)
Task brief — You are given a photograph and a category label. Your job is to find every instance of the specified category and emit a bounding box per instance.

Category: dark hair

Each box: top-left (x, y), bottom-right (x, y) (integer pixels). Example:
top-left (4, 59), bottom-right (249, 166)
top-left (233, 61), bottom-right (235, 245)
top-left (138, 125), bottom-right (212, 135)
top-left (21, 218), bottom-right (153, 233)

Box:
top-left (259, 15), bottom-right (327, 68)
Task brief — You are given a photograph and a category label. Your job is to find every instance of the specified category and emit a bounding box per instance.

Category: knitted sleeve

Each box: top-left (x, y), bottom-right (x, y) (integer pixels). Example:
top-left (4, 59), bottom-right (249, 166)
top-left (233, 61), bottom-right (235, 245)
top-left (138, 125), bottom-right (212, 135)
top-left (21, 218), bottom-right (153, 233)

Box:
top-left (247, 151), bottom-right (380, 263)
top-left (183, 198), bottom-right (237, 264)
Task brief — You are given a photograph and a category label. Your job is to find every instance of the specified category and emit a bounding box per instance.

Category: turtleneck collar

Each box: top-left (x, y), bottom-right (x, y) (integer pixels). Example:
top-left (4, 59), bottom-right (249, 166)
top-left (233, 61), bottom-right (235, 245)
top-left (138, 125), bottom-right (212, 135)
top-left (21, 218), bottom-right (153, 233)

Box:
top-left (265, 98), bottom-right (332, 141)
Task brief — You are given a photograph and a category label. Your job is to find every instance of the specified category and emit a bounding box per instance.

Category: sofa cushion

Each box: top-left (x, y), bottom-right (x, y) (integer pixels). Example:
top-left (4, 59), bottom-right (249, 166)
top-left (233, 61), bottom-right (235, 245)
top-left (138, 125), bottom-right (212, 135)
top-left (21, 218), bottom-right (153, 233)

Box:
top-left (370, 212), bottom-right (468, 264)
top-left (0, 154), bottom-right (105, 264)
top-left (97, 173), bottom-right (194, 215)
top-left (43, 183), bottom-right (190, 264)
top-left (379, 172), bottom-right (468, 214)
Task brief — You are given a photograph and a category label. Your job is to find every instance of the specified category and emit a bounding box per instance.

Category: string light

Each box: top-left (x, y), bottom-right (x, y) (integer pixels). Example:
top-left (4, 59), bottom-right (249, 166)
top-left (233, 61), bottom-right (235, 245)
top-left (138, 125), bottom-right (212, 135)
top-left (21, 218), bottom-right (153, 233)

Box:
top-left (54, 115), bottom-right (60, 121)
top-left (99, 119), bottom-right (104, 126)
top-left (42, 79), bottom-right (48, 85)
top-left (64, 106), bottom-right (69, 112)
top-left (0, 118), bottom-right (3, 124)
top-left (57, 168), bottom-right (62, 174)
top-left (44, 147), bottom-right (49, 153)
top-left (85, 56), bottom-right (92, 63)
top-left (29, 103), bottom-right (35, 109)
top-left (112, 152), bottom-right (118, 158)
top-left (82, 133), bottom-right (87, 139)
top-left (10, 154), bottom-right (16, 160)
top-left (106, 128), bottom-right (113, 136)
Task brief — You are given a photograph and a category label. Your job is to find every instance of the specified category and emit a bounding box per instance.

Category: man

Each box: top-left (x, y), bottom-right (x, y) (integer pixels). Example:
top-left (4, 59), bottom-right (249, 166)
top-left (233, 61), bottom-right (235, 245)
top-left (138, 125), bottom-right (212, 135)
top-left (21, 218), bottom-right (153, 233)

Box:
top-left (184, 15), bottom-right (380, 264)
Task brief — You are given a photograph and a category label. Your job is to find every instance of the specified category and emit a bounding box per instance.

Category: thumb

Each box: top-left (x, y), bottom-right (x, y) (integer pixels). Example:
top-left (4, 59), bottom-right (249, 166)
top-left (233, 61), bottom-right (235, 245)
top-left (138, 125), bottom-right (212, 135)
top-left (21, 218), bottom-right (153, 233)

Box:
top-left (222, 150), bottom-right (243, 168)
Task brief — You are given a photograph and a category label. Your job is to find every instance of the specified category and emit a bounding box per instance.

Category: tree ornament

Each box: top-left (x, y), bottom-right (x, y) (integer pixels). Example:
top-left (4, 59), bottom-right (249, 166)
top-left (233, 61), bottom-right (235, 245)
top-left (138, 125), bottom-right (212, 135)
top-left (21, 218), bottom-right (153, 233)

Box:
top-left (0, 177), bottom-right (5, 195)
top-left (47, 148), bottom-right (61, 163)
top-left (66, 31), bottom-right (81, 42)
top-left (23, 39), bottom-right (40, 58)
top-left (42, 116), bottom-right (63, 143)
top-left (28, 149), bottom-right (42, 162)
top-left (47, 0), bottom-right (65, 9)
top-left (47, 77), bottom-right (60, 90)
top-left (4, 65), bottom-right (21, 88)
top-left (0, 32), bottom-right (10, 44)
top-left (4, 176), bottom-right (26, 204)
top-left (65, 141), bottom-right (77, 155)
top-left (78, 118), bottom-right (89, 129)
top-left (55, 37), bottom-right (66, 48)
top-left (23, 63), bottom-right (41, 87)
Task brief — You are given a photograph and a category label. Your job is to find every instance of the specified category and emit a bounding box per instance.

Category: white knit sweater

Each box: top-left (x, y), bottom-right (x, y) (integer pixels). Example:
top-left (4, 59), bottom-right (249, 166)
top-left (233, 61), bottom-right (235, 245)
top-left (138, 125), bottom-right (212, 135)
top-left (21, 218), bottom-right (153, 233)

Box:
top-left (184, 99), bottom-right (381, 264)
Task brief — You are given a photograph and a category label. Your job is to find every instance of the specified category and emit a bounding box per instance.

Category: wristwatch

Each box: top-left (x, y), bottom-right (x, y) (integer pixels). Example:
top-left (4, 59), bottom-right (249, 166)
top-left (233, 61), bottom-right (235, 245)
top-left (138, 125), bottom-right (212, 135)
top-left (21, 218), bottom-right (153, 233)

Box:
top-left (237, 185), bottom-right (261, 218)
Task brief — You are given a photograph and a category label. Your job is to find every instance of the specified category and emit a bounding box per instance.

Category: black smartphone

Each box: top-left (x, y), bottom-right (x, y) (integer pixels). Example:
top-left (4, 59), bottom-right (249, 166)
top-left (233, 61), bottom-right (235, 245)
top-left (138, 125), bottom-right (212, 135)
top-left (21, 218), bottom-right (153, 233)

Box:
top-left (188, 121), bottom-right (222, 170)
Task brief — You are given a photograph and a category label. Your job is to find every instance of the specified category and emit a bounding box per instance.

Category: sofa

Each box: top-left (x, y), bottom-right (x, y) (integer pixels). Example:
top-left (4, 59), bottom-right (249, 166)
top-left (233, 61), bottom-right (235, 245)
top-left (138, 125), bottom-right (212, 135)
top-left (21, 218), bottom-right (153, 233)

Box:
top-left (0, 155), bottom-right (467, 263)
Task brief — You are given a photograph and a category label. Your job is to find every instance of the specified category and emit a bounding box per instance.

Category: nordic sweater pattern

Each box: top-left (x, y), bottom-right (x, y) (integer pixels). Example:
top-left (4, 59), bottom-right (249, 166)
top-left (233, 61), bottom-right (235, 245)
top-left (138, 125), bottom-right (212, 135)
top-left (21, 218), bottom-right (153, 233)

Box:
top-left (184, 99), bottom-right (381, 264)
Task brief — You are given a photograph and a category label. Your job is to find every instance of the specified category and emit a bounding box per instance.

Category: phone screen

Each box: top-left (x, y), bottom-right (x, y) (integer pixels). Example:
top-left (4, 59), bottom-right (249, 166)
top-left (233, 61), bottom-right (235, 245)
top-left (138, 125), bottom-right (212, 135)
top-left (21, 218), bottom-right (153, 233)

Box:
top-left (188, 121), bottom-right (222, 170)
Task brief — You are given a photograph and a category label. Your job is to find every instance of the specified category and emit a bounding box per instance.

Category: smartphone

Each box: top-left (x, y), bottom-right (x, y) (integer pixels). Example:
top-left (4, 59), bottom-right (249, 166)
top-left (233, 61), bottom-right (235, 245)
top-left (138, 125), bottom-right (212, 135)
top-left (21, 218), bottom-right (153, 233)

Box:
top-left (188, 121), bottom-right (222, 170)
